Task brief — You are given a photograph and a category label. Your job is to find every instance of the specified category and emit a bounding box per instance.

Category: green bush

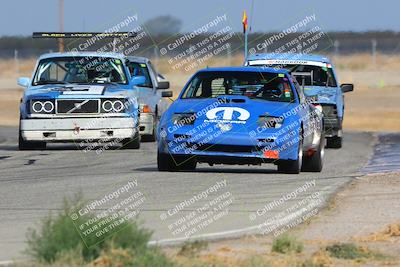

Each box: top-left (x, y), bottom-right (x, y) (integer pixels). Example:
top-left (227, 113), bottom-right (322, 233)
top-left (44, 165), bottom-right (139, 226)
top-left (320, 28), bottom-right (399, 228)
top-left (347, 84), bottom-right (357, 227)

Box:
top-left (26, 198), bottom-right (102, 262)
top-left (271, 234), bottom-right (303, 254)
top-left (25, 197), bottom-right (171, 266)
top-left (325, 243), bottom-right (385, 260)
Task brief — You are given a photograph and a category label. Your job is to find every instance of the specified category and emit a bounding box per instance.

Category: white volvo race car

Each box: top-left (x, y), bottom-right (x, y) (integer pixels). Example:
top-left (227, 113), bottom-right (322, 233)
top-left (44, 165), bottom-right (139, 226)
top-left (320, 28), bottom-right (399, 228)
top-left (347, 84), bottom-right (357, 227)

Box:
top-left (17, 52), bottom-right (149, 150)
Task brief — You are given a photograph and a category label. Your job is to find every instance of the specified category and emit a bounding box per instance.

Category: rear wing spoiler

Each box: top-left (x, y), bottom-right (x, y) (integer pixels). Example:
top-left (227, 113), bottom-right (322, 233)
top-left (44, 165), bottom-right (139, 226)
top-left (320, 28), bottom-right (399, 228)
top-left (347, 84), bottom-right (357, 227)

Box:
top-left (32, 32), bottom-right (137, 52)
top-left (32, 32), bottom-right (136, 38)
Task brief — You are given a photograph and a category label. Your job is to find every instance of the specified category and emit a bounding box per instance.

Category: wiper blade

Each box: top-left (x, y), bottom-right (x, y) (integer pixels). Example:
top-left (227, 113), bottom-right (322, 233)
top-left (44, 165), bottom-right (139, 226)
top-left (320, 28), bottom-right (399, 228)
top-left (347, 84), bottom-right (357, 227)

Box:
top-left (249, 97), bottom-right (290, 102)
top-left (33, 80), bottom-right (67, 85)
top-left (93, 81), bottom-right (122, 86)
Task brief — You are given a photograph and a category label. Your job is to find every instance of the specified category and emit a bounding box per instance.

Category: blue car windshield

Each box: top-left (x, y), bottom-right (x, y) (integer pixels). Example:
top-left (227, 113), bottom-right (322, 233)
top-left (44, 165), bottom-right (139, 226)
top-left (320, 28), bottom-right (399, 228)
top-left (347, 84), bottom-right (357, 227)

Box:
top-left (270, 64), bottom-right (337, 87)
top-left (32, 57), bottom-right (128, 85)
top-left (181, 71), bottom-right (294, 102)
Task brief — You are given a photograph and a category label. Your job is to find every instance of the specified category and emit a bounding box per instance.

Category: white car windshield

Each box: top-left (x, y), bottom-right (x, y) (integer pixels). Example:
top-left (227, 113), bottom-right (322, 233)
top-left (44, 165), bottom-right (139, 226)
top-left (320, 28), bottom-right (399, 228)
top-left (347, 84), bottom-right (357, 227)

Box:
top-left (32, 56), bottom-right (128, 85)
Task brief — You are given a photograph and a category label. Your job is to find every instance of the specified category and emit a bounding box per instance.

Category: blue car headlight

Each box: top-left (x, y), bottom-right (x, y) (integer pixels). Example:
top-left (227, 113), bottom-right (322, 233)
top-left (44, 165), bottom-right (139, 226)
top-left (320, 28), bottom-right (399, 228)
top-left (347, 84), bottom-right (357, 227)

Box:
top-left (257, 116), bottom-right (284, 129)
top-left (171, 113), bottom-right (196, 126)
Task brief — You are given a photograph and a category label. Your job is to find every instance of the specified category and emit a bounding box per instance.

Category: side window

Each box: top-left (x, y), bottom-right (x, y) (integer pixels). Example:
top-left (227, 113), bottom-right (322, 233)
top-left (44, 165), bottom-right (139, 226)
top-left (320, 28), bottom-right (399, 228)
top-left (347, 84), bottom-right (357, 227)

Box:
top-left (128, 62), bottom-right (153, 88)
top-left (194, 82), bottom-right (203, 97)
top-left (183, 77), bottom-right (221, 98)
top-left (182, 77), bottom-right (202, 98)
top-left (327, 68), bottom-right (337, 87)
top-left (293, 79), bottom-right (305, 103)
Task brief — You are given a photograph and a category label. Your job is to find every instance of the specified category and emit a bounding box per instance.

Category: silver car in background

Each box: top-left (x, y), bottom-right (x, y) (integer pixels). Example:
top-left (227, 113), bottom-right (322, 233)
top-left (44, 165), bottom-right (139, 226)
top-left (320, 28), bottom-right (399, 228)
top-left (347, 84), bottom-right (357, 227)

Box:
top-left (125, 56), bottom-right (172, 141)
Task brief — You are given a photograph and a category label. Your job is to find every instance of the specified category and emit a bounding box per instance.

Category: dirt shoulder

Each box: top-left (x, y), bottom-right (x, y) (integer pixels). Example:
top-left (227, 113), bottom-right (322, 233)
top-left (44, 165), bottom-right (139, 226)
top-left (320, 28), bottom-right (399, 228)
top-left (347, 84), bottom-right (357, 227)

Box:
top-left (296, 172), bottom-right (400, 265)
top-left (166, 173), bottom-right (400, 266)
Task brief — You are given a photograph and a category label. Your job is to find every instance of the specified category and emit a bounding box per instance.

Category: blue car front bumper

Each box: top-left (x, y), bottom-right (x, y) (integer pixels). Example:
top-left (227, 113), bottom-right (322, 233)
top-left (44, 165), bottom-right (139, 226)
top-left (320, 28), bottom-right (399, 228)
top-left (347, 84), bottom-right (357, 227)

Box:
top-left (158, 126), bottom-right (300, 165)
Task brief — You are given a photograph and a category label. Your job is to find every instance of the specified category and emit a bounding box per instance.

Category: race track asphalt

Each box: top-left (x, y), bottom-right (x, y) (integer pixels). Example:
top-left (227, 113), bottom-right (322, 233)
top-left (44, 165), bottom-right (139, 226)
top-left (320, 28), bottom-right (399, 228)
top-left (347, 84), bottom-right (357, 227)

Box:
top-left (0, 126), bottom-right (374, 261)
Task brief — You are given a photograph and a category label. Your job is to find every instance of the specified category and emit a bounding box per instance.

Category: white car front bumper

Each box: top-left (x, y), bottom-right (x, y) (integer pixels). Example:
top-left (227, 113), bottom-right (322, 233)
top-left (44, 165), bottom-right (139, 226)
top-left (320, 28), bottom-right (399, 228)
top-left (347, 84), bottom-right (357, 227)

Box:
top-left (20, 117), bottom-right (137, 142)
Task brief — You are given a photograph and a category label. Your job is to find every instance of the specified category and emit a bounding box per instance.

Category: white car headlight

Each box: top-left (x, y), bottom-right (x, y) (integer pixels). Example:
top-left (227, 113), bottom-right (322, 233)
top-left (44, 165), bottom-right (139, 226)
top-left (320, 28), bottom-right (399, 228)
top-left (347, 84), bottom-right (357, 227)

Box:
top-left (101, 99), bottom-right (126, 113)
top-left (31, 100), bottom-right (54, 114)
top-left (102, 100), bottom-right (113, 112)
top-left (112, 100), bottom-right (124, 112)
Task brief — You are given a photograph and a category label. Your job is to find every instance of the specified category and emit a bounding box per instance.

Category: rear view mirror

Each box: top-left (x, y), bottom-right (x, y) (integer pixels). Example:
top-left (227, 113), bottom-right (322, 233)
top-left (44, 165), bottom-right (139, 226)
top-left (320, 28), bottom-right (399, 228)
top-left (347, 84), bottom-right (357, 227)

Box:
top-left (17, 77), bottom-right (30, 87)
top-left (161, 91), bottom-right (173, 98)
top-left (157, 81), bottom-right (170, 90)
top-left (340, 83), bottom-right (354, 93)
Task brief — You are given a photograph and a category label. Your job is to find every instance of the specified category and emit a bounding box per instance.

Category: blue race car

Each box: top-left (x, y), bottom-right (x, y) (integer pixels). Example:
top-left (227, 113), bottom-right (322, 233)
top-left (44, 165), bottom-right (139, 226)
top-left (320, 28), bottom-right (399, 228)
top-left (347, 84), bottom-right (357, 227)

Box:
top-left (246, 53), bottom-right (354, 148)
top-left (157, 67), bottom-right (325, 174)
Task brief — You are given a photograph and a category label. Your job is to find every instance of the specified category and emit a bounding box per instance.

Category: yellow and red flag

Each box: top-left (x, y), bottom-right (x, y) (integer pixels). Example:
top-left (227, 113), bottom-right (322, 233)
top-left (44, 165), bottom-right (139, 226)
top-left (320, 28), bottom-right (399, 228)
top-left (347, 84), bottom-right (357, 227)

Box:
top-left (242, 10), bottom-right (248, 34)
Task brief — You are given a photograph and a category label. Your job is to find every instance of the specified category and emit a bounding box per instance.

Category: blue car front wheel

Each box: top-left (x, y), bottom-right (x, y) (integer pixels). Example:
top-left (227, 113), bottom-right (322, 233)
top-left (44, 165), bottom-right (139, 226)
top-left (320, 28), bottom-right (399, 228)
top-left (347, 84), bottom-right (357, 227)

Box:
top-left (157, 152), bottom-right (197, 172)
top-left (277, 139), bottom-right (303, 174)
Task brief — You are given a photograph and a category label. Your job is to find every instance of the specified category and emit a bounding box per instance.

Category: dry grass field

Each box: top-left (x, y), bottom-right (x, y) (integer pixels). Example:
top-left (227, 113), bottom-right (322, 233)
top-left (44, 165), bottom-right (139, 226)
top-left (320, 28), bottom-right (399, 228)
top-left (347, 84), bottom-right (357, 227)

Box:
top-left (0, 53), bottom-right (399, 131)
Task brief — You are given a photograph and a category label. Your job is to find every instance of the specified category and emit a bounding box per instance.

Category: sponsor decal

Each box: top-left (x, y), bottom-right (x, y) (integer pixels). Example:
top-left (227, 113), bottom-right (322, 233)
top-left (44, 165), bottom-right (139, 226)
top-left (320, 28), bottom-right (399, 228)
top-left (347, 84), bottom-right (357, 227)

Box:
top-left (248, 59), bottom-right (331, 68)
top-left (205, 107), bottom-right (250, 124)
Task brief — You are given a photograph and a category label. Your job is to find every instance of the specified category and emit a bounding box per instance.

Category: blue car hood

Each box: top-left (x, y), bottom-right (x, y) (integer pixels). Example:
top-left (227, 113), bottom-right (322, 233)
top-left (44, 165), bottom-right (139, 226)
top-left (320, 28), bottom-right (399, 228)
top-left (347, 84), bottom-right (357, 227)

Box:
top-left (303, 86), bottom-right (338, 104)
top-left (170, 96), bottom-right (296, 126)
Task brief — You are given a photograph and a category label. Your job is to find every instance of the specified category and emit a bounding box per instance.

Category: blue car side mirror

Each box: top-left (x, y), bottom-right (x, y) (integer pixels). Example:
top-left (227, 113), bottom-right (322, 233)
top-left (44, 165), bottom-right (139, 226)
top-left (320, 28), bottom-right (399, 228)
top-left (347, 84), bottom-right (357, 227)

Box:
top-left (17, 77), bottom-right (30, 87)
top-left (130, 76), bottom-right (146, 86)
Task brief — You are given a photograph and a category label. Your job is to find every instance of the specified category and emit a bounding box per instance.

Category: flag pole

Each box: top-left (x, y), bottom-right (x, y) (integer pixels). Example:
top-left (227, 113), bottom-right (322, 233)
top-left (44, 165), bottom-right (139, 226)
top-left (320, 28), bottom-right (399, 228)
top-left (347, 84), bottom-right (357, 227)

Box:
top-left (244, 30), bottom-right (248, 61)
top-left (242, 10), bottom-right (248, 62)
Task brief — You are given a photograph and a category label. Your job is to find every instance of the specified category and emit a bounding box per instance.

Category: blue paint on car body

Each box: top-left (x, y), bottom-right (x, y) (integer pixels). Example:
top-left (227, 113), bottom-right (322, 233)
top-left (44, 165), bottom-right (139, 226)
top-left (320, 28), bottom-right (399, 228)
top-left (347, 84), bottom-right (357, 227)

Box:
top-left (157, 66), bottom-right (324, 173)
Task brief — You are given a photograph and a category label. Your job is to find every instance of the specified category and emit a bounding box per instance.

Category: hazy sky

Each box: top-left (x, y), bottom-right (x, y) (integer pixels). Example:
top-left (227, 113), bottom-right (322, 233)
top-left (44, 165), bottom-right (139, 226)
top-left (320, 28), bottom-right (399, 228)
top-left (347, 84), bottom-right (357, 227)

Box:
top-left (1, 0), bottom-right (399, 36)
